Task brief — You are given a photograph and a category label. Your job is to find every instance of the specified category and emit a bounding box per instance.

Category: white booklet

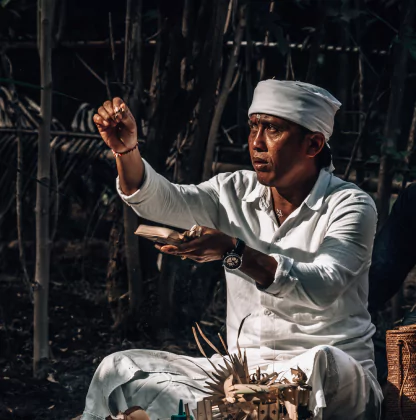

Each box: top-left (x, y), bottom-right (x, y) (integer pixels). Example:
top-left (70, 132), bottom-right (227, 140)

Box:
top-left (134, 224), bottom-right (184, 246)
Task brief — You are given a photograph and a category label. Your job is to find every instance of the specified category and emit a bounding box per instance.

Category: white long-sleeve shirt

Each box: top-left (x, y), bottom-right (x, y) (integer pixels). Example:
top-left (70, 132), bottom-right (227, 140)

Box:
top-left (117, 161), bottom-right (377, 374)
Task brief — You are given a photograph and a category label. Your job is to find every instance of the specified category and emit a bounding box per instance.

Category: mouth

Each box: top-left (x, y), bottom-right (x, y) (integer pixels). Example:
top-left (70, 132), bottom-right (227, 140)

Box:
top-left (252, 157), bottom-right (270, 171)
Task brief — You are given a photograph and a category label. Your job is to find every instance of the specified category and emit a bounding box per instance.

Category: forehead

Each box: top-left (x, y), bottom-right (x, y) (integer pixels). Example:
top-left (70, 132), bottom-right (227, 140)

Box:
top-left (249, 113), bottom-right (291, 126)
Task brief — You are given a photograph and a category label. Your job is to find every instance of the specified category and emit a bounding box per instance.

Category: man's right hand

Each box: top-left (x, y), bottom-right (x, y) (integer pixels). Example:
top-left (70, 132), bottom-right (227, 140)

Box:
top-left (93, 97), bottom-right (137, 153)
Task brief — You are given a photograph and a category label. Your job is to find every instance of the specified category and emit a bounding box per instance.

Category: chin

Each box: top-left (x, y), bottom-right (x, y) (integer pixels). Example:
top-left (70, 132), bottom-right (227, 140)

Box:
top-left (254, 171), bottom-right (275, 186)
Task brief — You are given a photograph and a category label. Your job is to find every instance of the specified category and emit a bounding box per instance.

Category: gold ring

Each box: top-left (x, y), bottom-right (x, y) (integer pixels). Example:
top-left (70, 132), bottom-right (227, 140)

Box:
top-left (190, 225), bottom-right (202, 237)
top-left (181, 256), bottom-right (187, 260)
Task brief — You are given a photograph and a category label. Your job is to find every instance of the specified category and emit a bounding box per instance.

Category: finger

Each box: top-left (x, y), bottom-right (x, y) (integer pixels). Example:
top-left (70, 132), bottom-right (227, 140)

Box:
top-left (97, 106), bottom-right (114, 125)
top-left (113, 98), bottom-right (136, 131)
top-left (93, 113), bottom-right (111, 129)
top-left (160, 245), bottom-right (179, 253)
top-left (103, 100), bottom-right (116, 119)
top-left (175, 237), bottom-right (207, 252)
top-left (113, 97), bottom-right (125, 111)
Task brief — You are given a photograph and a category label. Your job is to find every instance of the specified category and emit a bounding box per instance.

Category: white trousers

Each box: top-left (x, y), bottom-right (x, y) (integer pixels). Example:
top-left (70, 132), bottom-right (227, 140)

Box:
top-left (81, 345), bottom-right (382, 420)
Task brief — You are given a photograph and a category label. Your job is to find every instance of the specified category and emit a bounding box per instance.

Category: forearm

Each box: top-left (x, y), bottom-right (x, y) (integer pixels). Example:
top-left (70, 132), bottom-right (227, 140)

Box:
top-left (240, 245), bottom-right (277, 288)
top-left (116, 147), bottom-right (145, 195)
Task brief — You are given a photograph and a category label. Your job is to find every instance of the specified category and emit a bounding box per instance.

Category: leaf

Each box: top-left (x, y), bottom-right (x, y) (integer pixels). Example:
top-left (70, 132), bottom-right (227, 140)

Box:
top-left (1, 0), bottom-right (12, 8)
top-left (367, 155), bottom-right (380, 163)
top-left (401, 305), bottom-right (416, 326)
top-left (236, 314), bottom-right (251, 360)
top-left (218, 333), bottom-right (231, 357)
top-left (232, 384), bottom-right (270, 394)
top-left (195, 323), bottom-right (222, 356)
top-left (143, 9), bottom-right (158, 21)
top-left (0, 78), bottom-right (82, 101)
top-left (47, 373), bottom-right (59, 384)
top-left (302, 27), bottom-right (316, 33)
top-left (339, 9), bottom-right (366, 23)
top-left (290, 366), bottom-right (308, 384)
top-left (224, 374), bottom-right (235, 398)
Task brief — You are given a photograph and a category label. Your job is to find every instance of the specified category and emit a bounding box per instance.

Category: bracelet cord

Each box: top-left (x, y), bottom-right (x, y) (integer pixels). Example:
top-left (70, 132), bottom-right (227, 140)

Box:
top-left (112, 142), bottom-right (138, 158)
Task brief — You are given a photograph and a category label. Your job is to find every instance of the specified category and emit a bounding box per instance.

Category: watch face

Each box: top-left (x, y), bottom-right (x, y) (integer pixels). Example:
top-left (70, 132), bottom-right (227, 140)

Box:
top-left (224, 253), bottom-right (242, 270)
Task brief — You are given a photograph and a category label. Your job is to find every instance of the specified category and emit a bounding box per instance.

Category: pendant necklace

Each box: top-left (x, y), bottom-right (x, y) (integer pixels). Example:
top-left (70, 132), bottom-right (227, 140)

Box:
top-left (275, 208), bottom-right (283, 218)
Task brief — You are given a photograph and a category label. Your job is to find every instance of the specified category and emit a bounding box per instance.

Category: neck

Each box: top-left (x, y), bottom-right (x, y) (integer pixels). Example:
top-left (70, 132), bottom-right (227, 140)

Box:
top-left (271, 167), bottom-right (320, 210)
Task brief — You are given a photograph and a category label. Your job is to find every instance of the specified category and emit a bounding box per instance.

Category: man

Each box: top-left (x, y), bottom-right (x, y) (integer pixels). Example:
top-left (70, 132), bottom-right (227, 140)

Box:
top-left (369, 183), bottom-right (416, 312)
top-left (81, 80), bottom-right (382, 420)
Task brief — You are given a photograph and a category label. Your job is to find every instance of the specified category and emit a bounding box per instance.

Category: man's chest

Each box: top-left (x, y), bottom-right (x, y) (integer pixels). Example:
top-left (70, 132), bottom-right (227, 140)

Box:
top-left (218, 200), bottom-right (330, 262)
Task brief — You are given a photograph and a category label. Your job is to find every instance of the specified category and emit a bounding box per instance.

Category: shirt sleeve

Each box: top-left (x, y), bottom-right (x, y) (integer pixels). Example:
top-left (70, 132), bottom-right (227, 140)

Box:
top-left (116, 159), bottom-right (226, 230)
top-left (260, 194), bottom-right (378, 309)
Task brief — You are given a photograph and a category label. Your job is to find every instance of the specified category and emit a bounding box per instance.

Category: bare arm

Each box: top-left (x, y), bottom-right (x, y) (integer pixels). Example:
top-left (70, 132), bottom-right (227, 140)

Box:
top-left (93, 97), bottom-right (144, 195)
top-left (159, 228), bottom-right (277, 287)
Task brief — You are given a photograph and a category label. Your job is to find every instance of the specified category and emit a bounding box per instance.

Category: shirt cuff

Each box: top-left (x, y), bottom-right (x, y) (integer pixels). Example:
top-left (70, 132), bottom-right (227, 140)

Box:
top-left (116, 159), bottom-right (153, 204)
top-left (256, 254), bottom-right (297, 297)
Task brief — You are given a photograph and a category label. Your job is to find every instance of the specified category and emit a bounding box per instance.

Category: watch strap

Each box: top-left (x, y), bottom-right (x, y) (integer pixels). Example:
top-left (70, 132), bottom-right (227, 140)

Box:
top-left (234, 238), bottom-right (246, 256)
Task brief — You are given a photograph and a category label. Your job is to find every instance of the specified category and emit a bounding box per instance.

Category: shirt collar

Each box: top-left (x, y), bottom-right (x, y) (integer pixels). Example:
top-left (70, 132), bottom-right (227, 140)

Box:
top-left (242, 181), bottom-right (267, 203)
top-left (242, 168), bottom-right (331, 211)
top-left (304, 168), bottom-right (331, 211)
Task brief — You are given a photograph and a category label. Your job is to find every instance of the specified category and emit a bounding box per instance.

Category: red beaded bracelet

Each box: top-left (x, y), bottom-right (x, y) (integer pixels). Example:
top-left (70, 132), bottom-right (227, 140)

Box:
top-left (112, 142), bottom-right (138, 158)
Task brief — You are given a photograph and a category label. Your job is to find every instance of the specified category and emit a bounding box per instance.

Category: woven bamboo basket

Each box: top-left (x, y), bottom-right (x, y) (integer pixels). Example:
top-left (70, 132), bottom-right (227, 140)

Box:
top-left (385, 324), bottom-right (416, 420)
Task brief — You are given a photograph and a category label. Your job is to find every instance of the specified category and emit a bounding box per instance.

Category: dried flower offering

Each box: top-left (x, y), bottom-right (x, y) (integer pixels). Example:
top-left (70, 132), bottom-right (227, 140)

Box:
top-left (193, 320), bottom-right (313, 420)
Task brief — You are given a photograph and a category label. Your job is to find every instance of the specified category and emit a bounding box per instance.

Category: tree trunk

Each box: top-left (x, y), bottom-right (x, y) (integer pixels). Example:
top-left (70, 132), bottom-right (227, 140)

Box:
top-left (406, 101), bottom-right (416, 166)
top-left (122, 0), bottom-right (143, 317)
top-left (305, 0), bottom-right (324, 84)
top-left (184, 0), bottom-right (229, 183)
top-left (155, 0), bottom-right (229, 333)
top-left (202, 0), bottom-right (246, 181)
top-left (376, 0), bottom-right (415, 228)
top-left (123, 204), bottom-right (141, 315)
top-left (33, 0), bottom-right (53, 378)
top-left (258, 1), bottom-right (274, 81)
top-left (145, 0), bottom-right (184, 174)
top-left (106, 201), bottom-right (129, 328)
top-left (105, 0), bottom-right (144, 327)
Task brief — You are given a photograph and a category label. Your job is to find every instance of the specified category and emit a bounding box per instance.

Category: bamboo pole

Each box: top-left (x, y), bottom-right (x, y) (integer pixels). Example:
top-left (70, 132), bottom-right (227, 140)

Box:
top-left (33, 0), bottom-right (53, 377)
top-left (3, 39), bottom-right (390, 55)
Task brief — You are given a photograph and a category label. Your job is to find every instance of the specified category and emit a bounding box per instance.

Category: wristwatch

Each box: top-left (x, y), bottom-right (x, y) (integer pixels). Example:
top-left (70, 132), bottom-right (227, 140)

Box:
top-left (222, 238), bottom-right (246, 270)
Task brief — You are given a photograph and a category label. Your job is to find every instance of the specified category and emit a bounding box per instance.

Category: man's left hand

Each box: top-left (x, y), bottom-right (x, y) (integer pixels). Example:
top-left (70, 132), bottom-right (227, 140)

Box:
top-left (155, 226), bottom-right (235, 263)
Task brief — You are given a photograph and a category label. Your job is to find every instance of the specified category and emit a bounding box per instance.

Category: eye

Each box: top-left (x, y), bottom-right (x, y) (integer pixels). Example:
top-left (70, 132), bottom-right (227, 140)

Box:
top-left (248, 121), bottom-right (259, 131)
top-left (267, 124), bottom-right (278, 132)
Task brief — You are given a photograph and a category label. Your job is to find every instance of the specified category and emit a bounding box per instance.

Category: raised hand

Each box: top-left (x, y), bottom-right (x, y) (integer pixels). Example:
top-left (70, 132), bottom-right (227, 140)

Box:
top-left (93, 97), bottom-right (137, 153)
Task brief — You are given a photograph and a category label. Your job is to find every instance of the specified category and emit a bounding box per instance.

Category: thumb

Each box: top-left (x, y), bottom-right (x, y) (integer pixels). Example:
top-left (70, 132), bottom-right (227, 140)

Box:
top-left (112, 97), bottom-right (136, 133)
top-left (118, 105), bottom-right (137, 132)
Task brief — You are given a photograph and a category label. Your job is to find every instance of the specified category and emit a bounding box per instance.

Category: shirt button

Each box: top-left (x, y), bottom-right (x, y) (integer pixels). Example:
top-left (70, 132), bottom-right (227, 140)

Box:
top-left (264, 309), bottom-right (272, 316)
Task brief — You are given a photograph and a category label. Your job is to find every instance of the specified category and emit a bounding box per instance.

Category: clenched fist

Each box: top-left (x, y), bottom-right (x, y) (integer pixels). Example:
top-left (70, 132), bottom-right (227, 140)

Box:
top-left (93, 97), bottom-right (137, 153)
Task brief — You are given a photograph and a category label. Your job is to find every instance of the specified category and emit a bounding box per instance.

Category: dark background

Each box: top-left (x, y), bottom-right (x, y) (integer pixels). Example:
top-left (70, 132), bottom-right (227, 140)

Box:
top-left (1, 0), bottom-right (416, 418)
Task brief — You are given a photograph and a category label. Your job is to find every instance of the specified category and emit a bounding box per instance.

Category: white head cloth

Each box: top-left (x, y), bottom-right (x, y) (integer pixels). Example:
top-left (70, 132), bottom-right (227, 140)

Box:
top-left (248, 80), bottom-right (341, 139)
top-left (248, 80), bottom-right (341, 171)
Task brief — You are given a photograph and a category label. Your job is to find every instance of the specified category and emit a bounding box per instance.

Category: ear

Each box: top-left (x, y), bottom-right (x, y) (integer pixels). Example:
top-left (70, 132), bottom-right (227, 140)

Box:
top-left (305, 132), bottom-right (325, 158)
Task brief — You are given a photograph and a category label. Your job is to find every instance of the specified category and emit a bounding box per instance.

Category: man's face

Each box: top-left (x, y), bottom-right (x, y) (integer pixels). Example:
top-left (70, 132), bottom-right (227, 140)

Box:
top-left (248, 114), bottom-right (313, 187)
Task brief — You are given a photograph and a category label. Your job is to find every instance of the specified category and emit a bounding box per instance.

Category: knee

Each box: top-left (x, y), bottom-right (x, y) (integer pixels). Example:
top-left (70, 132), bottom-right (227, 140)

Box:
top-left (309, 344), bottom-right (339, 356)
top-left (94, 350), bottom-right (139, 383)
top-left (98, 350), bottom-right (125, 370)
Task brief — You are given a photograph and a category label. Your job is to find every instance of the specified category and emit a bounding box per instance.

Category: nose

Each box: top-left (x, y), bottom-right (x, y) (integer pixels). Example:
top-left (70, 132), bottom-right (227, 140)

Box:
top-left (251, 127), bottom-right (267, 151)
